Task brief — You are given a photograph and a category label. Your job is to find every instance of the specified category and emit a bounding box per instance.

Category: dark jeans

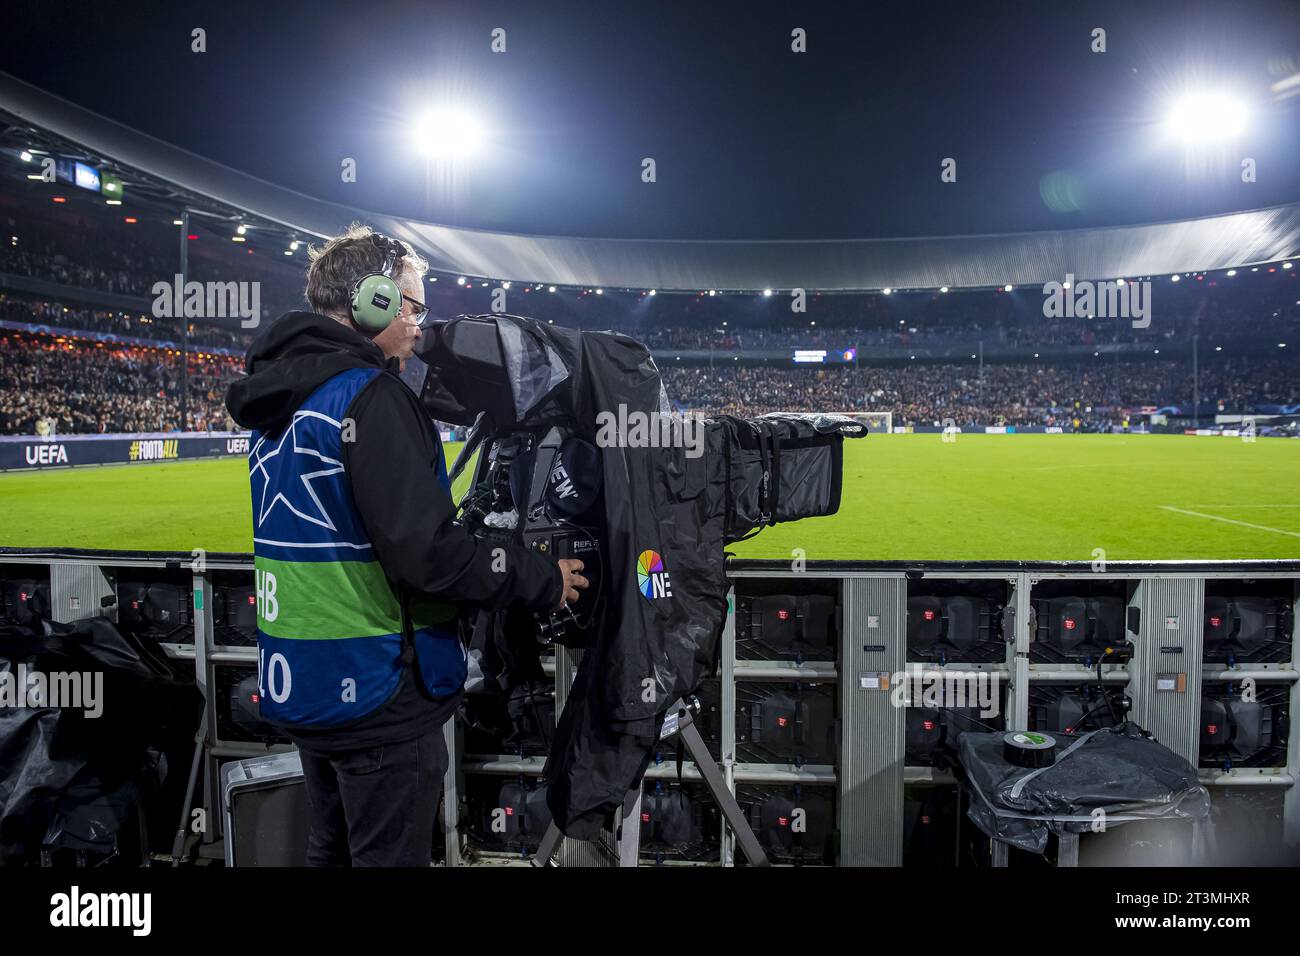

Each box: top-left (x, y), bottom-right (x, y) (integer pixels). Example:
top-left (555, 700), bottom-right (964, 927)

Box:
top-left (298, 732), bottom-right (447, 867)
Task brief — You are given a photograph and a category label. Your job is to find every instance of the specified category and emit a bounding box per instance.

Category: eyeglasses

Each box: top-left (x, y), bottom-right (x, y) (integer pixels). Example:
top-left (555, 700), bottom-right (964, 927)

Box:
top-left (400, 294), bottom-right (430, 326)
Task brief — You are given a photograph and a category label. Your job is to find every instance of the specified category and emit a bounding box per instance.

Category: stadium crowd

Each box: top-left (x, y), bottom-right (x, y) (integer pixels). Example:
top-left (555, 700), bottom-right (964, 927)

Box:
top-left (659, 356), bottom-right (1300, 426)
top-left (7, 288), bottom-right (1298, 359)
top-left (0, 334), bottom-right (239, 434)
top-left (2, 196), bottom-right (306, 334)
top-left (5, 187), bottom-right (1297, 357)
top-left (3, 322), bottom-right (1296, 435)
top-left (0, 223), bottom-right (170, 297)
top-left (1, 297), bottom-right (251, 351)
top-left (2, 186), bottom-right (1298, 435)
top-left (626, 299), bottom-right (1300, 350)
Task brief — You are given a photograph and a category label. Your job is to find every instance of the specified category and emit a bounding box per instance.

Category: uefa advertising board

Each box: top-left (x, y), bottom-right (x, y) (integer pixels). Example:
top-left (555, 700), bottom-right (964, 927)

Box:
top-left (0, 432), bottom-right (251, 471)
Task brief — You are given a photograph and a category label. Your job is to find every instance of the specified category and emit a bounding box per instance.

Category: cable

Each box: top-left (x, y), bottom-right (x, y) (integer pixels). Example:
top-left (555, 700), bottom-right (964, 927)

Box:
top-left (1097, 648), bottom-right (1121, 725)
top-left (1070, 694), bottom-right (1123, 733)
top-left (517, 681), bottom-right (551, 752)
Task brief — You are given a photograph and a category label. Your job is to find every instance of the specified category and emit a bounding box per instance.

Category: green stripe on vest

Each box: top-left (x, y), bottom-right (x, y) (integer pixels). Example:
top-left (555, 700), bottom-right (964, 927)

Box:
top-left (255, 556), bottom-right (455, 639)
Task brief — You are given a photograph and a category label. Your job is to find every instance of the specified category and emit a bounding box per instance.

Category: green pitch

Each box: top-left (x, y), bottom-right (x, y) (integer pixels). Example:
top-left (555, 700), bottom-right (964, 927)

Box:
top-left (1, 435), bottom-right (1298, 560)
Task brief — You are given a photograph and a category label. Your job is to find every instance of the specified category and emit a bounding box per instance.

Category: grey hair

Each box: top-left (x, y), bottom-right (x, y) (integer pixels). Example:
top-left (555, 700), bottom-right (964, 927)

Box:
top-left (304, 222), bottom-right (428, 320)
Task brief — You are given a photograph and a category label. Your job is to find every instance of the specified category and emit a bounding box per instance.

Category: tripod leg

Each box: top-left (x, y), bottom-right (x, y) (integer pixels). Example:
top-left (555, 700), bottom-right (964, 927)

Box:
top-left (678, 720), bottom-right (770, 866)
top-left (532, 821), bottom-right (564, 867)
top-left (617, 787), bottom-right (643, 866)
top-left (991, 838), bottom-right (1009, 867)
top-left (1056, 832), bottom-right (1079, 867)
top-left (171, 709), bottom-right (208, 866)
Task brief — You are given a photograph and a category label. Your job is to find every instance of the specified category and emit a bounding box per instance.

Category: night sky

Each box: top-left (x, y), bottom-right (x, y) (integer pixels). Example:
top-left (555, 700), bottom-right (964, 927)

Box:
top-left (3, 0), bottom-right (1299, 240)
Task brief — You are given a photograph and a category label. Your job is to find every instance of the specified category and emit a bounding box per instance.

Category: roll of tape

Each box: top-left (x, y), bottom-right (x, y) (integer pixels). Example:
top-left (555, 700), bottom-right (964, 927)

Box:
top-left (1003, 731), bottom-right (1057, 768)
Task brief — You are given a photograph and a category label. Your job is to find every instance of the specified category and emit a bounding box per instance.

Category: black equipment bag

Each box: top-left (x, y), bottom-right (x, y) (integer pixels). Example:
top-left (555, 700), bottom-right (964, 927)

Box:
top-left (958, 722), bottom-right (1210, 855)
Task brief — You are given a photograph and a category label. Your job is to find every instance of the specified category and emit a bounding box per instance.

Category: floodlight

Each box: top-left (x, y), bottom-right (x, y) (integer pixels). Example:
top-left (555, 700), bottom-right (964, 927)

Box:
top-left (412, 110), bottom-right (484, 157)
top-left (1165, 92), bottom-right (1248, 143)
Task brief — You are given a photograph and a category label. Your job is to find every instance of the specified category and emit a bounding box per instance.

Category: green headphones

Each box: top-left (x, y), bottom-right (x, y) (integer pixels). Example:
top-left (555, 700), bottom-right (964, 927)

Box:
top-left (349, 234), bottom-right (405, 334)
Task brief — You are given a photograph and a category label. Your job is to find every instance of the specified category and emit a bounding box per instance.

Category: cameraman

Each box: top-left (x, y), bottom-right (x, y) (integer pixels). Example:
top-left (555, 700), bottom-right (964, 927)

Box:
top-left (225, 224), bottom-right (586, 866)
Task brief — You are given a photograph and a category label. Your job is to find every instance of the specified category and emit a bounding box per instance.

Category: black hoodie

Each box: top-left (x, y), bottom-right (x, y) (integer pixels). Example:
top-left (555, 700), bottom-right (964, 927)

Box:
top-left (226, 312), bottom-right (562, 751)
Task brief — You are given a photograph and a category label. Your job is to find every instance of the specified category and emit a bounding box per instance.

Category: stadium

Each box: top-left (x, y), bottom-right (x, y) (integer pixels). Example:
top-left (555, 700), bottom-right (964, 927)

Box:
top-left (3, 131), bottom-right (1299, 558)
top-left (0, 0), bottom-right (1299, 924)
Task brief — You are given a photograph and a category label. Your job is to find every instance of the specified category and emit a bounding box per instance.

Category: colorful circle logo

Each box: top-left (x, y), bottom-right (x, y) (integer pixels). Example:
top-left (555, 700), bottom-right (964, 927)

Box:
top-left (636, 549), bottom-right (664, 599)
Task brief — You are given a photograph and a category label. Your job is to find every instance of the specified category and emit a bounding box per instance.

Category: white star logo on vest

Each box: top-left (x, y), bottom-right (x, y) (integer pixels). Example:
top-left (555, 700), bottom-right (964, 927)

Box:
top-left (249, 411), bottom-right (344, 531)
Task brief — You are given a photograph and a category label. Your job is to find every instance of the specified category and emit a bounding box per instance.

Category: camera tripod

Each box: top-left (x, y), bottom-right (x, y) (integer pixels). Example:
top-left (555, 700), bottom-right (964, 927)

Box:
top-left (531, 697), bottom-right (771, 867)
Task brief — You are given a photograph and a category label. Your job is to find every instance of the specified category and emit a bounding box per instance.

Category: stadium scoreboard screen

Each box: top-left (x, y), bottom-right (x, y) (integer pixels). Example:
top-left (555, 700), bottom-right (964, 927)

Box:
top-left (53, 156), bottom-right (108, 194)
top-left (73, 161), bottom-right (99, 192)
top-left (791, 347), bottom-right (856, 365)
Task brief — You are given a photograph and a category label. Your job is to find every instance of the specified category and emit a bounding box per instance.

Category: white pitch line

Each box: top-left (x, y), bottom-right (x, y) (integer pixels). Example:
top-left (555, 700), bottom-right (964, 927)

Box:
top-left (1159, 506), bottom-right (1300, 539)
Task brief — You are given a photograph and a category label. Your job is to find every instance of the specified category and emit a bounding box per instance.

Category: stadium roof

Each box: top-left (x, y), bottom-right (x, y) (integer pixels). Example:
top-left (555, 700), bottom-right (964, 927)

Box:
top-left (3, 70), bottom-right (1298, 293)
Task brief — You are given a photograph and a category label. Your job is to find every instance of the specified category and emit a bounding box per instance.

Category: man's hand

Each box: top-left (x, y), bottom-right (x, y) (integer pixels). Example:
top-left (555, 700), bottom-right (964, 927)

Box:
top-left (556, 558), bottom-right (589, 608)
top-left (373, 315), bottom-right (421, 369)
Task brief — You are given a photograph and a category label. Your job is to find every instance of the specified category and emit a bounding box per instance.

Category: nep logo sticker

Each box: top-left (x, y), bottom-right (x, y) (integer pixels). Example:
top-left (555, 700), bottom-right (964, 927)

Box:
top-left (636, 549), bottom-right (672, 600)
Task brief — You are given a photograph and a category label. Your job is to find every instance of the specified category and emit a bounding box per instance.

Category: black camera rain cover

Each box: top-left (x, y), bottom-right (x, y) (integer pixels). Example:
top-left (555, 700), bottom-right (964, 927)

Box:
top-left (417, 315), bottom-right (581, 429)
top-left (958, 723), bottom-right (1211, 855)
top-left (545, 437), bottom-right (603, 518)
top-left (418, 314), bottom-right (862, 839)
top-left (542, 327), bottom-right (726, 837)
top-left (544, 332), bottom-right (868, 837)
